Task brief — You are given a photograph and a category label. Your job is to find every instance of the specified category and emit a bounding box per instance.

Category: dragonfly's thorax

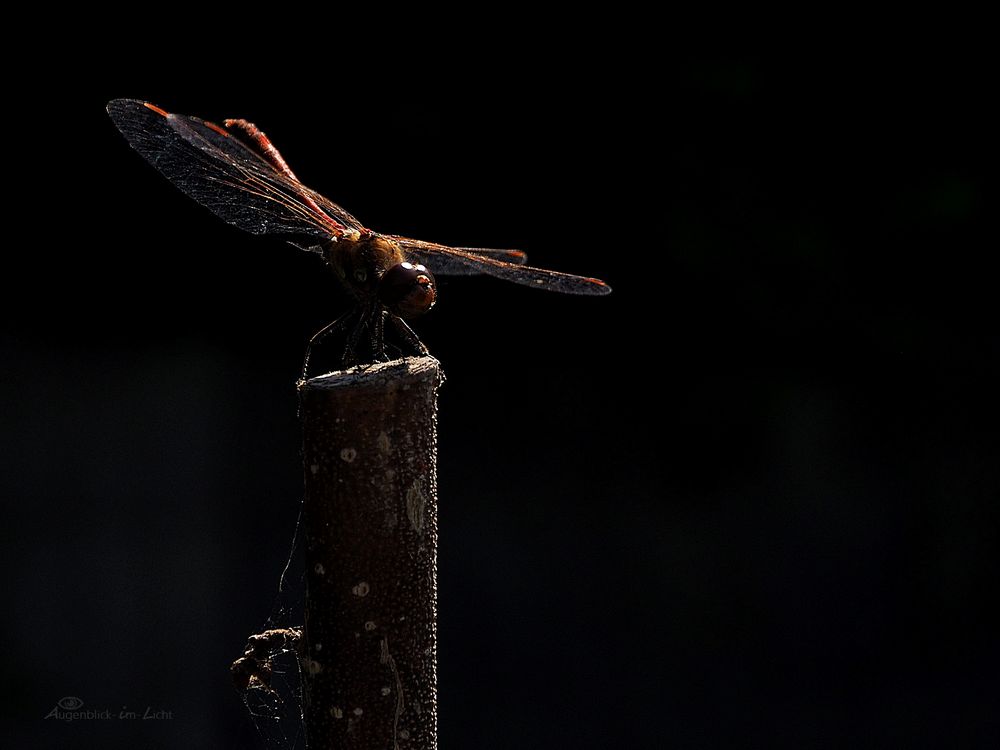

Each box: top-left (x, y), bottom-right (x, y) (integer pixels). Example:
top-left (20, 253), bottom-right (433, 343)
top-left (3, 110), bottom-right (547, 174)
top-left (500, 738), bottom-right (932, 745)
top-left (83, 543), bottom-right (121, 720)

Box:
top-left (325, 234), bottom-right (406, 299)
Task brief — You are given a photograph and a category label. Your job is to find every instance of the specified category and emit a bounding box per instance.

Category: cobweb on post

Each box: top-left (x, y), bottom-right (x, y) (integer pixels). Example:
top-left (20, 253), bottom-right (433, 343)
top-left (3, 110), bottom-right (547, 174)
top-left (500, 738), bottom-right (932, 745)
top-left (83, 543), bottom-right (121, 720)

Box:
top-left (231, 501), bottom-right (307, 750)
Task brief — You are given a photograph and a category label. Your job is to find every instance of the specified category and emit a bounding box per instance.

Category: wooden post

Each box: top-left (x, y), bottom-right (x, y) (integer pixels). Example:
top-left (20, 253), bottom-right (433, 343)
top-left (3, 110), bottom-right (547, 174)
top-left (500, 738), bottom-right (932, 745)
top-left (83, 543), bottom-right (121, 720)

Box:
top-left (298, 356), bottom-right (443, 750)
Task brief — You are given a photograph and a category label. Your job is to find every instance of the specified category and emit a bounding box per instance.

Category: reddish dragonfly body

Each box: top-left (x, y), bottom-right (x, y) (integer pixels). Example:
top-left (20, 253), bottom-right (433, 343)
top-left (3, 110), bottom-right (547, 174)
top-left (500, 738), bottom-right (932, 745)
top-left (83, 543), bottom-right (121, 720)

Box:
top-left (107, 99), bottom-right (611, 376)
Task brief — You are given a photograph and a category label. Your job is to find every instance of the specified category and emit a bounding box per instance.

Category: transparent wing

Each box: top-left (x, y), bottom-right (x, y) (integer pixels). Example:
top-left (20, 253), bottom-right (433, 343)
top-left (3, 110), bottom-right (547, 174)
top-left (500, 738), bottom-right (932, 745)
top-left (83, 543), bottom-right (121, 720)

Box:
top-left (107, 99), bottom-right (365, 240)
top-left (385, 235), bottom-right (527, 275)
top-left (389, 235), bottom-right (611, 295)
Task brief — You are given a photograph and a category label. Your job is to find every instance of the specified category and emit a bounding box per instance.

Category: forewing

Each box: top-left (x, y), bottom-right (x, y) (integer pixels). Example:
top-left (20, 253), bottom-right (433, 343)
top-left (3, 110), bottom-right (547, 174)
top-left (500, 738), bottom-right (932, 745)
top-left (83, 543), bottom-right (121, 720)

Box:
top-left (386, 235), bottom-right (527, 275)
top-left (107, 99), bottom-right (364, 240)
top-left (389, 235), bottom-right (611, 295)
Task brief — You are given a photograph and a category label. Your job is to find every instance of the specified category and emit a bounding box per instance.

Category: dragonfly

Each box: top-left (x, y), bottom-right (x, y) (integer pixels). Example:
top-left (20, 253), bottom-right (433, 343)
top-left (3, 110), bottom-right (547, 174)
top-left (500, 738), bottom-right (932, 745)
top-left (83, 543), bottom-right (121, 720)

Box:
top-left (107, 99), bottom-right (611, 378)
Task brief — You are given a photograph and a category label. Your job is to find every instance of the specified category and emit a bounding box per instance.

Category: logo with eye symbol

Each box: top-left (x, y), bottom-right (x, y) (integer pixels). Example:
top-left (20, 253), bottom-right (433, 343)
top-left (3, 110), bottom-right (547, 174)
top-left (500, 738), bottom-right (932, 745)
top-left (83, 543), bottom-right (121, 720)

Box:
top-left (57, 697), bottom-right (83, 710)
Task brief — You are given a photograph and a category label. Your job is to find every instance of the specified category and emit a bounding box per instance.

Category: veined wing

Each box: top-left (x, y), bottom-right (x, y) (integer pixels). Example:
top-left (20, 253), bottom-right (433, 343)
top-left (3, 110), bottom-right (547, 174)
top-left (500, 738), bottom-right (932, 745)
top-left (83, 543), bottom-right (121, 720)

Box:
top-left (107, 99), bottom-right (365, 240)
top-left (389, 235), bottom-right (611, 295)
top-left (385, 235), bottom-right (527, 275)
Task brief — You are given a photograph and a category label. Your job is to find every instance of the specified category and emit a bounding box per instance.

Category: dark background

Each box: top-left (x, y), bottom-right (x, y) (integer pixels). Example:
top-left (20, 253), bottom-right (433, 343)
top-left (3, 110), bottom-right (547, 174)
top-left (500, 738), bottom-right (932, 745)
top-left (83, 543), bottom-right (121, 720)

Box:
top-left (3, 40), bottom-right (997, 748)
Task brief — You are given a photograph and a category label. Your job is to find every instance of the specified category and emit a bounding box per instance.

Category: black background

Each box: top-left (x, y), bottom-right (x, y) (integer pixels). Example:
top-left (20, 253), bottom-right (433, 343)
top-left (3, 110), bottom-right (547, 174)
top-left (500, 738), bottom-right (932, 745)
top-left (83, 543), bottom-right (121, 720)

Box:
top-left (3, 36), bottom-right (997, 749)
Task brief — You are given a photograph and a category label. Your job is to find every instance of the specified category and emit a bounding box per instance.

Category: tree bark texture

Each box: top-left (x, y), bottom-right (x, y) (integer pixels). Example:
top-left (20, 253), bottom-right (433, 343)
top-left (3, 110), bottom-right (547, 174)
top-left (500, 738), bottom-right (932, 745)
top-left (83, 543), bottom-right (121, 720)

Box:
top-left (299, 356), bottom-right (443, 750)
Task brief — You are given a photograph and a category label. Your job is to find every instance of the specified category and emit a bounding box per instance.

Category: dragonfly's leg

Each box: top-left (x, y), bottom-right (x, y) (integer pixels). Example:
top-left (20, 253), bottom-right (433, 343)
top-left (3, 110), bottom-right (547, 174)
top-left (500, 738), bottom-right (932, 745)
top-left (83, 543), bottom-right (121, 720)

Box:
top-left (341, 307), bottom-right (370, 368)
top-left (369, 309), bottom-right (390, 362)
top-left (300, 310), bottom-right (355, 383)
top-left (388, 314), bottom-right (430, 357)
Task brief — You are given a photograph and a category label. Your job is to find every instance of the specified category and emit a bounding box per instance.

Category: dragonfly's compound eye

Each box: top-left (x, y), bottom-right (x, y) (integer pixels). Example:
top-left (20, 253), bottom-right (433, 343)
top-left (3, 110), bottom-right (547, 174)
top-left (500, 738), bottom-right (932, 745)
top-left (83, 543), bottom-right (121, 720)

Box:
top-left (378, 262), bottom-right (437, 318)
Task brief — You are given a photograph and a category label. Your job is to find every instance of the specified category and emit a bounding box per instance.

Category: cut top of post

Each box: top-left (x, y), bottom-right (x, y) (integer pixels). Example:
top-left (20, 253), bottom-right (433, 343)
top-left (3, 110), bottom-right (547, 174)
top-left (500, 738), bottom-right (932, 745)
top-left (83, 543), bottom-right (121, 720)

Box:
top-left (301, 356), bottom-right (444, 395)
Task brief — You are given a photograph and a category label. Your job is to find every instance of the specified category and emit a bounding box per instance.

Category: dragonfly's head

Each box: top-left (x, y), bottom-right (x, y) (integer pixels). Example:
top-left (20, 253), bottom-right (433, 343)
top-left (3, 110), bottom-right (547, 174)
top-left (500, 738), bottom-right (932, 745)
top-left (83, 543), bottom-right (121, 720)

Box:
top-left (378, 262), bottom-right (437, 318)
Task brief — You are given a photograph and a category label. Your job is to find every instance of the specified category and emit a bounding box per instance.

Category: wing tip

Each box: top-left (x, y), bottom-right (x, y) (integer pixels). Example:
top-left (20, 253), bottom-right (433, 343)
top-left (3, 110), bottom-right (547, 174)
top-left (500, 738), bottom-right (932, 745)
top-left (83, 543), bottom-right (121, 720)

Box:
top-left (142, 102), bottom-right (170, 117)
top-left (587, 278), bottom-right (613, 295)
top-left (203, 120), bottom-right (230, 137)
top-left (106, 97), bottom-right (137, 116)
top-left (106, 98), bottom-right (170, 120)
